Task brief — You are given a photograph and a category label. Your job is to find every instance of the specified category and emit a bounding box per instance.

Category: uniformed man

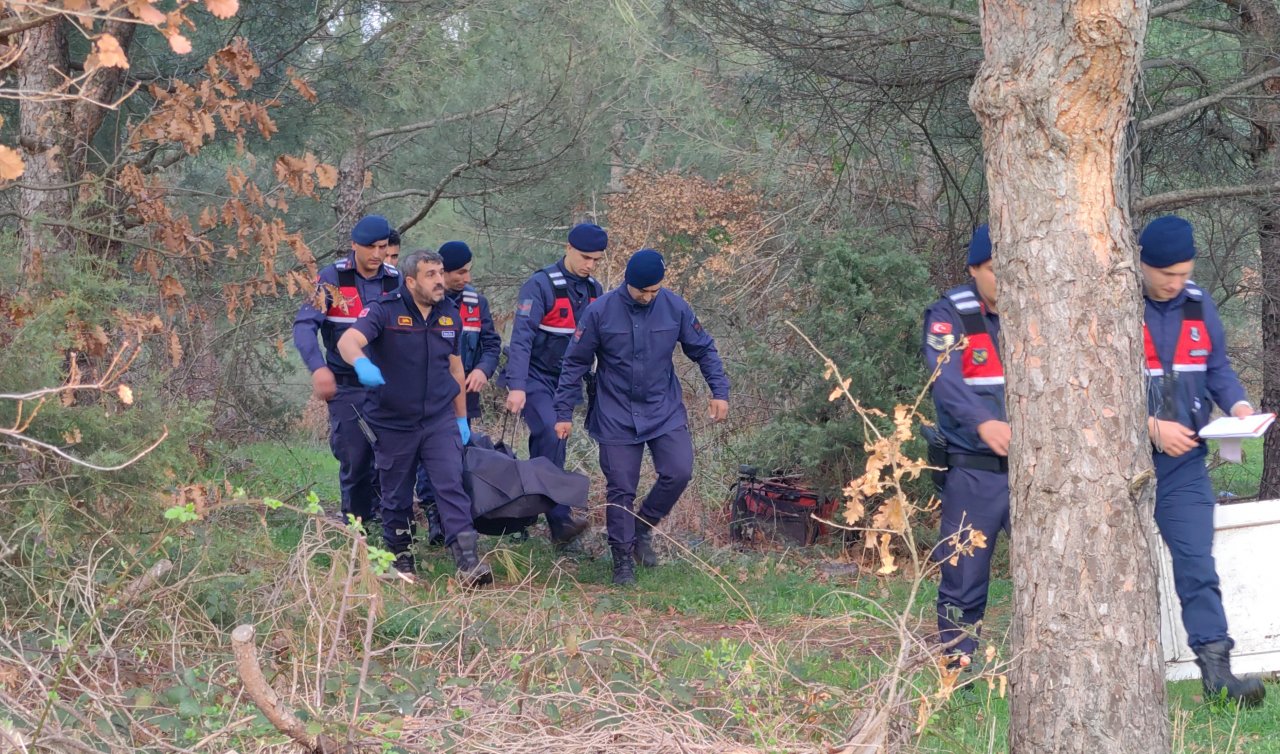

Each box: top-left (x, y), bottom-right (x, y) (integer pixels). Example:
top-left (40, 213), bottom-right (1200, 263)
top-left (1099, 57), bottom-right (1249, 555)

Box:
top-left (922, 225), bottom-right (1009, 669)
top-left (503, 223), bottom-right (607, 545)
top-left (292, 215), bottom-right (401, 525)
top-left (385, 229), bottom-right (402, 266)
top-left (416, 240), bottom-right (503, 545)
top-left (336, 249), bottom-right (492, 587)
top-left (553, 249), bottom-right (730, 585)
top-left (1139, 215), bottom-right (1264, 706)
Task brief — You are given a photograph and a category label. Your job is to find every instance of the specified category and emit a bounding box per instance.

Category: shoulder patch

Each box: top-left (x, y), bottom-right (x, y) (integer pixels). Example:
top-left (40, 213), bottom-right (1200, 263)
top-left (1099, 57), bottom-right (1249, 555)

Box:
top-left (930, 321), bottom-right (952, 335)
top-left (926, 333), bottom-right (956, 351)
top-left (517, 299), bottom-right (533, 317)
top-left (358, 308), bottom-right (371, 318)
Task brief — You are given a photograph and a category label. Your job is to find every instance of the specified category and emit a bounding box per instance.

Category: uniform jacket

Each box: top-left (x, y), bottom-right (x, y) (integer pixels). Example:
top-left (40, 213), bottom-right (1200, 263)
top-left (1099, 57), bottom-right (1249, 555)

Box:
top-left (292, 255), bottom-right (400, 382)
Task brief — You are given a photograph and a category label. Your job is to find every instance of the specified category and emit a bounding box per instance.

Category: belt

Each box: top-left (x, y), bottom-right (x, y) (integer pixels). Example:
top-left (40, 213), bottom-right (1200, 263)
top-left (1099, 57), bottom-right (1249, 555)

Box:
top-left (333, 372), bottom-right (364, 388)
top-left (948, 453), bottom-right (1008, 473)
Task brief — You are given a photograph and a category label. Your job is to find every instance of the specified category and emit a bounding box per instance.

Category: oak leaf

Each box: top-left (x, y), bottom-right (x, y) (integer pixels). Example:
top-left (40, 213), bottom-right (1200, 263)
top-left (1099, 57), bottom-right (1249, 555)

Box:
top-left (167, 32), bottom-right (193, 55)
top-left (86, 34), bottom-right (129, 70)
top-left (205, 0), bottom-right (239, 19)
top-left (315, 163), bottom-right (338, 189)
top-left (128, 0), bottom-right (166, 24)
top-left (0, 145), bottom-right (24, 181)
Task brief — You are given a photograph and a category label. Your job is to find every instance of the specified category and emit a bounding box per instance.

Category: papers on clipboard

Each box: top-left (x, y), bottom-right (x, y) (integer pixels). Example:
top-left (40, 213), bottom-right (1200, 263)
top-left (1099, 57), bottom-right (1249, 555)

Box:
top-left (1199, 413), bottom-right (1276, 462)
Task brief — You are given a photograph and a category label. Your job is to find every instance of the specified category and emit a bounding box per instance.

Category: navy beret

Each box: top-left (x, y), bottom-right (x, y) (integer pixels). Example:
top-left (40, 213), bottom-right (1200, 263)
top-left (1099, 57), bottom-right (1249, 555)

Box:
top-left (567, 223), bottom-right (608, 253)
top-left (1139, 216), bottom-right (1197, 267)
top-left (967, 224), bottom-right (992, 267)
top-left (625, 248), bottom-right (666, 289)
top-left (438, 240), bottom-right (473, 272)
top-left (351, 215), bottom-right (393, 246)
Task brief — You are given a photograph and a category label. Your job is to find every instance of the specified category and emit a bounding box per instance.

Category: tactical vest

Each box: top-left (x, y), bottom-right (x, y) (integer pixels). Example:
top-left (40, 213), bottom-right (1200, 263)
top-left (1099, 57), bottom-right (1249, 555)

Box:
top-left (530, 263), bottom-right (601, 377)
top-left (935, 284), bottom-right (1007, 455)
top-left (1144, 284), bottom-right (1213, 431)
top-left (324, 264), bottom-right (399, 324)
top-left (457, 286), bottom-right (484, 372)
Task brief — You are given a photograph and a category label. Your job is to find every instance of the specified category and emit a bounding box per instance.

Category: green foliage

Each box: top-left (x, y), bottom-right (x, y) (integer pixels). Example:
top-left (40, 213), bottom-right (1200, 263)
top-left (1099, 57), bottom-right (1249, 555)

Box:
top-left (734, 229), bottom-right (935, 491)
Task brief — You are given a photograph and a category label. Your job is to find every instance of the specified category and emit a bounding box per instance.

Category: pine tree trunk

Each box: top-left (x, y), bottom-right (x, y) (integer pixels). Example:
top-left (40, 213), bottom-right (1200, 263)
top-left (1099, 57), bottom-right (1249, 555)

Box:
top-left (1230, 0), bottom-right (1280, 499)
top-left (17, 19), bottom-right (75, 278)
top-left (334, 139), bottom-right (368, 253)
top-left (969, 1), bottom-right (1170, 751)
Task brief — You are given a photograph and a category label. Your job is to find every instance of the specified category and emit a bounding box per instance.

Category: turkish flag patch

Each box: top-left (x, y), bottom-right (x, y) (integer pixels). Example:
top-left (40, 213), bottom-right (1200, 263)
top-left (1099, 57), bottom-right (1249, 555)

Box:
top-left (930, 321), bottom-right (953, 335)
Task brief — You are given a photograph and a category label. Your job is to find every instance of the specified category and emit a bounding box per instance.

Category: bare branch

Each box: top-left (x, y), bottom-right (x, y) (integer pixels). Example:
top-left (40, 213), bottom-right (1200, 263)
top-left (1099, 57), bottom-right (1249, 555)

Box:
top-left (231, 624), bottom-right (339, 754)
top-left (115, 558), bottom-right (173, 609)
top-left (1152, 0), bottom-right (1205, 16)
top-left (398, 151), bottom-right (499, 233)
top-left (893, 0), bottom-right (977, 26)
top-left (0, 426), bottom-right (169, 471)
top-left (1140, 64), bottom-right (1280, 130)
top-left (366, 99), bottom-right (522, 140)
top-left (1136, 183), bottom-right (1280, 212)
top-left (0, 9), bottom-right (57, 40)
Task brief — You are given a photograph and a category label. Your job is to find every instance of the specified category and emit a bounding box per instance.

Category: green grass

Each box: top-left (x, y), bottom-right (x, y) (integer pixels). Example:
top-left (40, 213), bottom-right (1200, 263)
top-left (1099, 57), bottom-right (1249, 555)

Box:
top-left (179, 440), bottom-right (1280, 752)
top-left (1210, 437), bottom-right (1265, 500)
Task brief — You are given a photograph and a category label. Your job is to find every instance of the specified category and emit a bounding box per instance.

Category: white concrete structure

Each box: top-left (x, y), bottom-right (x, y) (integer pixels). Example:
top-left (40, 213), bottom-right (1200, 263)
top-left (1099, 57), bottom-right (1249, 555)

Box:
top-left (1159, 498), bottom-right (1280, 680)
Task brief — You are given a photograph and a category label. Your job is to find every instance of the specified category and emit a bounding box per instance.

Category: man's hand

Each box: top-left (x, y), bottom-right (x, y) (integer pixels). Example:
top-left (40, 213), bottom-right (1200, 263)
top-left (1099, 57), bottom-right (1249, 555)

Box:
top-left (977, 420), bottom-right (1011, 457)
top-left (1149, 417), bottom-right (1199, 457)
top-left (1232, 402), bottom-right (1255, 419)
top-left (555, 421), bottom-right (573, 440)
top-left (708, 399), bottom-right (729, 422)
top-left (311, 367), bottom-right (337, 401)
top-left (465, 369), bottom-right (489, 393)
top-left (505, 389), bottom-right (526, 414)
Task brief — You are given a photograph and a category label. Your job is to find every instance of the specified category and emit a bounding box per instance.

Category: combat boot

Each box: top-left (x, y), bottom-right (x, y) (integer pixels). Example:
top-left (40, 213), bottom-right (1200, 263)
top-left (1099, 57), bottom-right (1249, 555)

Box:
top-left (611, 546), bottom-right (636, 586)
top-left (448, 530), bottom-right (493, 588)
top-left (549, 513), bottom-right (590, 548)
top-left (1194, 640), bottom-right (1265, 707)
top-left (379, 551), bottom-right (417, 583)
top-left (423, 501), bottom-right (445, 546)
top-left (633, 513), bottom-right (660, 568)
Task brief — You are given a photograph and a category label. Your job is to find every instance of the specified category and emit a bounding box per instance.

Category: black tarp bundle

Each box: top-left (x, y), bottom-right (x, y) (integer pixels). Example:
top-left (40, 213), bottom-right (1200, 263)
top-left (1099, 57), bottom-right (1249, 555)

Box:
top-left (464, 432), bottom-right (589, 535)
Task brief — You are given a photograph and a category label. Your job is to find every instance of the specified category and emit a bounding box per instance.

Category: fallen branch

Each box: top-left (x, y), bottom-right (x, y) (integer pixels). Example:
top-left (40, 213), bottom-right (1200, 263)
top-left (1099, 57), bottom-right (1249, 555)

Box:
top-left (230, 624), bottom-right (339, 754)
top-left (115, 558), bottom-right (172, 609)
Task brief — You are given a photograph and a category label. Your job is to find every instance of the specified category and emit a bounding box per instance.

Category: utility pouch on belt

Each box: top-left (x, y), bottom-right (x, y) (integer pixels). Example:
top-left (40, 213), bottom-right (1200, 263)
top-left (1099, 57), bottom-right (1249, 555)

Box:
top-left (921, 424), bottom-right (949, 492)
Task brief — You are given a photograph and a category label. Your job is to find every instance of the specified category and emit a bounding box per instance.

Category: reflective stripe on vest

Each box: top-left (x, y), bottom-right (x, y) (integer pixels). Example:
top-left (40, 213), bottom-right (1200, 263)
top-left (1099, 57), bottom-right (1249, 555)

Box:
top-left (460, 295), bottom-right (483, 333)
top-left (538, 265), bottom-right (598, 335)
top-left (947, 288), bottom-right (1005, 387)
top-left (1143, 291), bottom-right (1209, 377)
top-left (324, 267), bottom-right (398, 324)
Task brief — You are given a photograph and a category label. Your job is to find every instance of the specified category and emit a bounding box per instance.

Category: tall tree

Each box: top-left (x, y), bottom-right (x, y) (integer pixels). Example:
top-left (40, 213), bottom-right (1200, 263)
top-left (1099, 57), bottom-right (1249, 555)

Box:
top-left (970, 1), bottom-right (1169, 751)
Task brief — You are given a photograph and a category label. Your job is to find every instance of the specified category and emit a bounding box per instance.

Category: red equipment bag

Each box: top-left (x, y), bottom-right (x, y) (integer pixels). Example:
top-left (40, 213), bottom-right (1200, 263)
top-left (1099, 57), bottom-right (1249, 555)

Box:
top-left (728, 466), bottom-right (838, 547)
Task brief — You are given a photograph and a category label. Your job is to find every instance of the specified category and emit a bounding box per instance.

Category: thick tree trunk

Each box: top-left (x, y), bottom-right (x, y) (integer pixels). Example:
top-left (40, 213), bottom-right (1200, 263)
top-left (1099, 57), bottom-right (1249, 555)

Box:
top-left (334, 139), bottom-right (368, 252)
top-left (969, 2), bottom-right (1169, 752)
top-left (17, 19), bottom-right (75, 277)
top-left (1230, 0), bottom-right (1280, 499)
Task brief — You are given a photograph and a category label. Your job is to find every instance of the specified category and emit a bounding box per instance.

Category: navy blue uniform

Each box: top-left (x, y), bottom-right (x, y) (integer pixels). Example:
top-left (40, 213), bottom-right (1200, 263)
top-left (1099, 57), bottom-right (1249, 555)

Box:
top-left (923, 283), bottom-right (1009, 658)
top-left (504, 260), bottom-right (602, 527)
top-left (350, 293), bottom-right (474, 553)
top-left (554, 286), bottom-right (729, 547)
top-left (416, 284), bottom-right (502, 506)
top-left (292, 257), bottom-right (400, 522)
top-left (1145, 282), bottom-right (1247, 649)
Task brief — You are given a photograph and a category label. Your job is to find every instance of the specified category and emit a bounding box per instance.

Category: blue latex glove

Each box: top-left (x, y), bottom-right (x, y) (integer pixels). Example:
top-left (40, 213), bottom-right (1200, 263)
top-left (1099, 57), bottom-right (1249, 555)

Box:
top-left (457, 417), bottom-right (471, 445)
top-left (353, 357), bottom-right (385, 387)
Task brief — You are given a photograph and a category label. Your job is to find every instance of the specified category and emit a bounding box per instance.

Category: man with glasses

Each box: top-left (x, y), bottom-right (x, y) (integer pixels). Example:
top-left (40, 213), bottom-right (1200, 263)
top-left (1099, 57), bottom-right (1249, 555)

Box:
top-left (292, 215), bottom-right (401, 526)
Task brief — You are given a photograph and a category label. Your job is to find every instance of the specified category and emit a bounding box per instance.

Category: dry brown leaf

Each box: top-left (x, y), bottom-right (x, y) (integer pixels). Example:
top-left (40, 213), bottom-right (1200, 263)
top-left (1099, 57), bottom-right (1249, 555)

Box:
top-left (117, 384), bottom-right (134, 405)
top-left (290, 71), bottom-right (318, 103)
top-left (167, 31), bottom-right (193, 55)
top-left (0, 145), bottom-right (25, 181)
top-left (85, 34), bottom-right (129, 70)
top-left (315, 163), bottom-right (338, 189)
top-left (128, 0), bottom-right (166, 24)
top-left (205, 0), bottom-right (239, 19)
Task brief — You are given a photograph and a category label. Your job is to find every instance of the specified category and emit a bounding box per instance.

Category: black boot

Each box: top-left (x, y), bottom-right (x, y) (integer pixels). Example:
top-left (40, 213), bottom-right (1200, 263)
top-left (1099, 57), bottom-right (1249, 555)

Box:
top-left (1194, 640), bottom-right (1265, 707)
top-left (448, 530), bottom-right (493, 588)
top-left (423, 501), bottom-right (445, 546)
top-left (379, 551), bottom-right (417, 583)
top-left (611, 546), bottom-right (636, 586)
top-left (633, 513), bottom-right (660, 568)
top-left (548, 513), bottom-right (590, 547)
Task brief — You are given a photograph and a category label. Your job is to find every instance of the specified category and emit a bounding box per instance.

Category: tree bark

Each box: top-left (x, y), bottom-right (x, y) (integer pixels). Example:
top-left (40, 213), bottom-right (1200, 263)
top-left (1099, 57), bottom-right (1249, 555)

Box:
top-left (17, 19), bottom-right (75, 278)
top-left (334, 139), bottom-right (368, 252)
top-left (1227, 0), bottom-right (1280, 499)
top-left (969, 1), bottom-right (1170, 752)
